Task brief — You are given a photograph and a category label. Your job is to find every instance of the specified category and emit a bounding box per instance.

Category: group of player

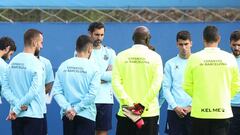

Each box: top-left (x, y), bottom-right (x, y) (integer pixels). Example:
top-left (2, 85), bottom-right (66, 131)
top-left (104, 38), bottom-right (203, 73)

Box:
top-left (0, 22), bottom-right (240, 135)
top-left (163, 27), bottom-right (240, 135)
top-left (0, 22), bottom-right (115, 135)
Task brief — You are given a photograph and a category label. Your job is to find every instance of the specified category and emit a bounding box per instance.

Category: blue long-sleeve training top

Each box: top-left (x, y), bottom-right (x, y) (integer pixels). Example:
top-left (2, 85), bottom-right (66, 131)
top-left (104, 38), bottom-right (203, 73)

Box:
top-left (162, 55), bottom-right (192, 110)
top-left (52, 57), bottom-right (101, 121)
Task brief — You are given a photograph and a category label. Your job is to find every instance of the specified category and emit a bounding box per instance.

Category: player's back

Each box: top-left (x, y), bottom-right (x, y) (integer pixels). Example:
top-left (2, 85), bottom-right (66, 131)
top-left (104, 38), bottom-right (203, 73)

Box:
top-left (7, 52), bottom-right (45, 118)
top-left (185, 48), bottom-right (240, 119)
top-left (114, 44), bottom-right (162, 117)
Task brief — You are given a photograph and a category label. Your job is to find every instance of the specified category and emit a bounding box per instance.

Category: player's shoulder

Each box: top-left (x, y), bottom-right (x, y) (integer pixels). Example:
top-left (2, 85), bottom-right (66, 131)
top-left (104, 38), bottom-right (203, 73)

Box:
top-left (102, 45), bottom-right (116, 58)
top-left (219, 49), bottom-right (233, 56)
top-left (103, 44), bottom-right (112, 49)
top-left (103, 45), bottom-right (115, 52)
top-left (65, 57), bottom-right (76, 64)
top-left (148, 50), bottom-right (162, 61)
top-left (59, 57), bottom-right (72, 67)
top-left (165, 56), bottom-right (178, 65)
top-left (116, 48), bottom-right (130, 57)
top-left (39, 56), bottom-right (51, 63)
top-left (219, 50), bottom-right (236, 62)
top-left (91, 62), bottom-right (99, 71)
top-left (0, 59), bottom-right (7, 70)
top-left (0, 58), bottom-right (7, 66)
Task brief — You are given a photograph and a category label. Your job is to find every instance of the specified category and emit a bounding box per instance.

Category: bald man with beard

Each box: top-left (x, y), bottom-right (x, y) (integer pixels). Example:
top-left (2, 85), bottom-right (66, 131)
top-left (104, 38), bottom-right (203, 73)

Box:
top-left (112, 26), bottom-right (163, 135)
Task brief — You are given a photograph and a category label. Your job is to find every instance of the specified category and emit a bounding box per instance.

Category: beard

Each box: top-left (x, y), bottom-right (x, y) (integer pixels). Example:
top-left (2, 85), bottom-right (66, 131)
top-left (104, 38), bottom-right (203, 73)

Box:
top-left (93, 39), bottom-right (102, 47)
top-left (1, 53), bottom-right (8, 61)
top-left (88, 52), bottom-right (92, 59)
top-left (232, 48), bottom-right (240, 57)
top-left (34, 49), bottom-right (40, 58)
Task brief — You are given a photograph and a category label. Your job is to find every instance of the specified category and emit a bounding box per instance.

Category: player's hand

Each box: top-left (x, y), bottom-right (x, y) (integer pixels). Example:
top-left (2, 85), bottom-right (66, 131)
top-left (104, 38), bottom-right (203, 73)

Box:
top-left (122, 108), bottom-right (144, 129)
top-left (106, 65), bottom-right (112, 71)
top-left (21, 105), bottom-right (28, 111)
top-left (122, 103), bottom-right (145, 115)
top-left (133, 103), bottom-right (145, 115)
top-left (6, 111), bottom-right (17, 121)
top-left (183, 106), bottom-right (191, 114)
top-left (174, 106), bottom-right (187, 118)
top-left (66, 108), bottom-right (76, 121)
top-left (101, 80), bottom-right (107, 84)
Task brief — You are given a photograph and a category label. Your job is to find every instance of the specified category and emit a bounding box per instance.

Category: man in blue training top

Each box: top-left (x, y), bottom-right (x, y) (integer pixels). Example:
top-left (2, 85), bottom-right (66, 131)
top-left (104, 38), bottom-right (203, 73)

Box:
top-left (2, 29), bottom-right (46, 135)
top-left (0, 37), bottom-right (17, 104)
top-left (87, 22), bottom-right (116, 135)
top-left (34, 38), bottom-right (54, 135)
top-left (162, 31), bottom-right (192, 135)
top-left (228, 30), bottom-right (240, 135)
top-left (52, 35), bottom-right (101, 135)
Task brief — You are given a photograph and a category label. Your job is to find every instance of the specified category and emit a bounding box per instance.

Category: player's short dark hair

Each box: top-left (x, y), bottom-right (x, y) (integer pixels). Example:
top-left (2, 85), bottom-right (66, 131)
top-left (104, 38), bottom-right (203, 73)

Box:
top-left (88, 22), bottom-right (105, 33)
top-left (0, 36), bottom-right (16, 51)
top-left (176, 31), bottom-right (191, 41)
top-left (203, 25), bottom-right (219, 43)
top-left (24, 29), bottom-right (42, 46)
top-left (76, 35), bottom-right (93, 52)
top-left (230, 30), bottom-right (240, 42)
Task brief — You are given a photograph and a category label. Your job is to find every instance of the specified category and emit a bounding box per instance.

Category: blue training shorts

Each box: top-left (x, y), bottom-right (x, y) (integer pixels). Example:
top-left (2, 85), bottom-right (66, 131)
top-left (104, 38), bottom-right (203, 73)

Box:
top-left (95, 104), bottom-right (113, 130)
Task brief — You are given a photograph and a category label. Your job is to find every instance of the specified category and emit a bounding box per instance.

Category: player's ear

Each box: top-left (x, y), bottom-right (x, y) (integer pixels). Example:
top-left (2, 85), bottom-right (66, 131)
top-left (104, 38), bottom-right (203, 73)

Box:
top-left (4, 46), bottom-right (10, 52)
top-left (88, 31), bottom-right (92, 37)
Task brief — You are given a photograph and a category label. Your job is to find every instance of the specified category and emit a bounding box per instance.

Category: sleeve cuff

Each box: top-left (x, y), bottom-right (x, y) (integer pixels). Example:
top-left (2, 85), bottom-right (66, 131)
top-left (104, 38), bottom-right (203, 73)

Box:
top-left (64, 105), bottom-right (72, 112)
top-left (122, 98), bottom-right (134, 106)
top-left (73, 103), bottom-right (84, 112)
top-left (12, 106), bottom-right (21, 116)
top-left (170, 103), bottom-right (178, 110)
top-left (141, 101), bottom-right (148, 109)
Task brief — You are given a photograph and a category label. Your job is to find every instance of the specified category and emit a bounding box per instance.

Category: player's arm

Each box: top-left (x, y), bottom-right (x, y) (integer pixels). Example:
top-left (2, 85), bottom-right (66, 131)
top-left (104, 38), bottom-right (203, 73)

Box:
top-left (44, 60), bottom-right (54, 94)
top-left (101, 49), bottom-right (116, 82)
top-left (45, 82), bottom-right (53, 94)
top-left (13, 68), bottom-right (43, 115)
top-left (1, 65), bottom-right (19, 106)
top-left (230, 59), bottom-right (240, 98)
top-left (52, 70), bottom-right (72, 112)
top-left (12, 66), bottom-right (44, 115)
top-left (162, 62), bottom-right (178, 109)
top-left (162, 61), bottom-right (188, 116)
top-left (73, 69), bottom-right (101, 112)
top-left (159, 87), bottom-right (165, 107)
top-left (112, 56), bottom-right (134, 106)
top-left (182, 57), bottom-right (194, 97)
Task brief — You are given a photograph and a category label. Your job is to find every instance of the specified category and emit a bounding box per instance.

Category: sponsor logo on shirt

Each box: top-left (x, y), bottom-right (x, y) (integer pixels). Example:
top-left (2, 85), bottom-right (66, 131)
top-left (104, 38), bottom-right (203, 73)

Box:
top-left (104, 55), bottom-right (109, 60)
top-left (175, 65), bottom-right (179, 70)
top-left (200, 108), bottom-right (225, 112)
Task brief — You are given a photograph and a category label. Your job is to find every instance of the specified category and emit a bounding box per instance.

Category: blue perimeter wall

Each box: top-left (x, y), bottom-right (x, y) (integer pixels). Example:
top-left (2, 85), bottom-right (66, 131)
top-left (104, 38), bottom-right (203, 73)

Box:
top-left (0, 22), bottom-right (239, 135)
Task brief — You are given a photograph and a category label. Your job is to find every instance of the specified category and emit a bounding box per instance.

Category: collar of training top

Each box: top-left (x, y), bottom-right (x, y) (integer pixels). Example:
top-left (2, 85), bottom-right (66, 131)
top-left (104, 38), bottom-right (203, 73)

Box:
top-left (204, 47), bottom-right (220, 51)
top-left (132, 44), bottom-right (148, 49)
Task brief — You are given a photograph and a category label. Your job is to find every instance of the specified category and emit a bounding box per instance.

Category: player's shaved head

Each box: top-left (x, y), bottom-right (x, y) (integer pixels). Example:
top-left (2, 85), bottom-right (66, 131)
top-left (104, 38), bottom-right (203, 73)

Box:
top-left (132, 26), bottom-right (151, 45)
top-left (134, 26), bottom-right (150, 35)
